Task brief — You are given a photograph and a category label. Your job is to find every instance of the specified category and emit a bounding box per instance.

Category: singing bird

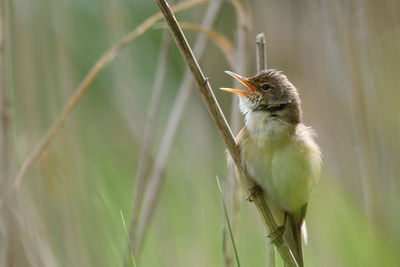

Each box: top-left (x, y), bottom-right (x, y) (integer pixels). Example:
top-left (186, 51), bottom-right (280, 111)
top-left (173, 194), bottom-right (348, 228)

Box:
top-left (221, 70), bottom-right (321, 266)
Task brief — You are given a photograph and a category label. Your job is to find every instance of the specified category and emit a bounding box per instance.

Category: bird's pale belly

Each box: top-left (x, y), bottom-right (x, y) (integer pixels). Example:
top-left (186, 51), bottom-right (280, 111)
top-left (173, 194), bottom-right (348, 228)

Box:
top-left (241, 138), bottom-right (315, 214)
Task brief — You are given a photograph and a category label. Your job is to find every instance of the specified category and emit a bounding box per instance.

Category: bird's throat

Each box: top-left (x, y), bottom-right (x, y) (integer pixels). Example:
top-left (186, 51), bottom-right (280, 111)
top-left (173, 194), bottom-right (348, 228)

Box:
top-left (244, 110), bottom-right (294, 147)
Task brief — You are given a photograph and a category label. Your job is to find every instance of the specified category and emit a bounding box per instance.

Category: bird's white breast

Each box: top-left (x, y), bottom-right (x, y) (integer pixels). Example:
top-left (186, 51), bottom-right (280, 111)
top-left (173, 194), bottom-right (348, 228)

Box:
top-left (240, 111), bottom-right (321, 215)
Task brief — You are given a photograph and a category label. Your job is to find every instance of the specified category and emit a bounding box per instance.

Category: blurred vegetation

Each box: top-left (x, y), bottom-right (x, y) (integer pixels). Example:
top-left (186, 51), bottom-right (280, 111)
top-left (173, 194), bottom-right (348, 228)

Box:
top-left (1, 0), bottom-right (400, 266)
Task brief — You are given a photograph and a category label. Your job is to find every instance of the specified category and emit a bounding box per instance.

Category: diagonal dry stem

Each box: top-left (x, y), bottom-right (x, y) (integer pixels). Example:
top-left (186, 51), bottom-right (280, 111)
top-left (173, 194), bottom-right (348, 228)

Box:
top-left (177, 22), bottom-right (235, 66)
top-left (132, 0), bottom-right (224, 256)
top-left (155, 0), bottom-right (298, 266)
top-left (0, 0), bottom-right (211, 212)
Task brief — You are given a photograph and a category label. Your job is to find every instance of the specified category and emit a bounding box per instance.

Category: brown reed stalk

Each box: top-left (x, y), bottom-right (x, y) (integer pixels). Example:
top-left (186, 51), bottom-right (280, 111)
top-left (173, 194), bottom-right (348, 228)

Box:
top-left (0, 0), bottom-right (210, 212)
top-left (131, 0), bottom-right (224, 257)
top-left (256, 33), bottom-right (266, 72)
top-left (155, 1), bottom-right (299, 266)
top-left (256, 33), bottom-right (277, 267)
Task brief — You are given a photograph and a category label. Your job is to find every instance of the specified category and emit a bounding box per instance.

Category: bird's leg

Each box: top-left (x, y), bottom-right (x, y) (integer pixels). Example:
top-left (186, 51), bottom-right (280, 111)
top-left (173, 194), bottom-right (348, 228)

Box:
top-left (246, 184), bottom-right (262, 202)
top-left (267, 212), bottom-right (288, 246)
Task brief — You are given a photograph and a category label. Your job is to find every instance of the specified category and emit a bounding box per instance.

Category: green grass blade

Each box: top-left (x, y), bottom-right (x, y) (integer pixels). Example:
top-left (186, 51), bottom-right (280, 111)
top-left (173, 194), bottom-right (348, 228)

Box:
top-left (216, 176), bottom-right (241, 267)
top-left (120, 211), bottom-right (137, 267)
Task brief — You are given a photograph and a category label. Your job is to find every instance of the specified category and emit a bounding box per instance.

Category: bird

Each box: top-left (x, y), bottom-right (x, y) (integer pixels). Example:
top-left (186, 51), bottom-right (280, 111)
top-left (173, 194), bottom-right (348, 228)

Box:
top-left (221, 69), bottom-right (321, 267)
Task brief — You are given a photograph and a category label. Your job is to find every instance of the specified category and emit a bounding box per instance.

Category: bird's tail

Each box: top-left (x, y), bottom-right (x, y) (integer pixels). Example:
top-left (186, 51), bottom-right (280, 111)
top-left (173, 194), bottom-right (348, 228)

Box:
top-left (286, 214), bottom-right (304, 267)
top-left (285, 204), bottom-right (308, 267)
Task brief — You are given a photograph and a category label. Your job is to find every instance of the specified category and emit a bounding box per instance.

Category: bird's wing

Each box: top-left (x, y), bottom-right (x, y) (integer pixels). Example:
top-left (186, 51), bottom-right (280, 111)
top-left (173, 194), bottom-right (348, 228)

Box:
top-left (235, 127), bottom-right (249, 145)
top-left (226, 127), bottom-right (249, 165)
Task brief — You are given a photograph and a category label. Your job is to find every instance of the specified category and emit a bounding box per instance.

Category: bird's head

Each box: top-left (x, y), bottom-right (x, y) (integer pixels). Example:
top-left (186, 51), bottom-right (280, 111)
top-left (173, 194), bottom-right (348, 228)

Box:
top-left (221, 69), bottom-right (302, 124)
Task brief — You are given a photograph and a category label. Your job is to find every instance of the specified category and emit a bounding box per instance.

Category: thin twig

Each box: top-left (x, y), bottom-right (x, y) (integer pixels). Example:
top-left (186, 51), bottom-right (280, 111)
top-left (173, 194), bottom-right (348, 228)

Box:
top-left (256, 33), bottom-right (276, 267)
top-left (132, 0), bottom-right (223, 255)
top-left (155, 1), bottom-right (298, 266)
top-left (256, 33), bottom-right (266, 72)
top-left (0, 0), bottom-right (211, 211)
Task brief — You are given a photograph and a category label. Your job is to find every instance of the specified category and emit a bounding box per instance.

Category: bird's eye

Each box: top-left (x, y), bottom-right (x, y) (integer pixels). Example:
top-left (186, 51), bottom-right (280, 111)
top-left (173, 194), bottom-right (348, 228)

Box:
top-left (261, 83), bottom-right (271, 91)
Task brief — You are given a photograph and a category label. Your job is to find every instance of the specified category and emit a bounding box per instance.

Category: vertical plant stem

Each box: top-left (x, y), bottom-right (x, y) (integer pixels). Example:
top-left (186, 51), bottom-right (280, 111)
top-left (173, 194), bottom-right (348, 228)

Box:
top-left (256, 33), bottom-right (276, 267)
top-left (154, 1), bottom-right (298, 266)
top-left (129, 29), bottom-right (171, 245)
top-left (223, 3), bottom-right (249, 266)
top-left (0, 0), bottom-right (11, 185)
top-left (256, 33), bottom-right (266, 72)
top-left (132, 0), bottom-right (223, 257)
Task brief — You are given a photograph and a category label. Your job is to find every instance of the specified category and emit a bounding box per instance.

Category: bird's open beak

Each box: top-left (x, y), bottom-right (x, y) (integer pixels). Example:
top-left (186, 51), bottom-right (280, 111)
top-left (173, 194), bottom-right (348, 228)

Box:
top-left (220, 71), bottom-right (256, 95)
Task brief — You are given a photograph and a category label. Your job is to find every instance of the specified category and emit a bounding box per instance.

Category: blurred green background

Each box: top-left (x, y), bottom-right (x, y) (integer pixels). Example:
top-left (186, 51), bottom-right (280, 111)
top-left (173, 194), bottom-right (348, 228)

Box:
top-left (1, 0), bottom-right (400, 266)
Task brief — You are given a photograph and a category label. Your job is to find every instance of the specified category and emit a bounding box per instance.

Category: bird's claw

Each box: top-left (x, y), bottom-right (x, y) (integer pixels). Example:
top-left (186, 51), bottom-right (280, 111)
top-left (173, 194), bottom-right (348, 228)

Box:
top-left (246, 184), bottom-right (262, 202)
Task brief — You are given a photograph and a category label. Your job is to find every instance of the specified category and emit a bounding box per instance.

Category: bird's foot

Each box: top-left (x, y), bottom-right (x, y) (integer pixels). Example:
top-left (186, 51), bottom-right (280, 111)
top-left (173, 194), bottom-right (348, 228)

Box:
top-left (246, 184), bottom-right (262, 202)
top-left (268, 225), bottom-right (286, 246)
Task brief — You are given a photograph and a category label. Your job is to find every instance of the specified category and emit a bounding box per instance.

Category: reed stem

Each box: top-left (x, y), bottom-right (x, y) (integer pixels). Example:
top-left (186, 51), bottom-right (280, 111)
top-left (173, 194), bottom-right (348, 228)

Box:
top-left (256, 33), bottom-right (277, 267)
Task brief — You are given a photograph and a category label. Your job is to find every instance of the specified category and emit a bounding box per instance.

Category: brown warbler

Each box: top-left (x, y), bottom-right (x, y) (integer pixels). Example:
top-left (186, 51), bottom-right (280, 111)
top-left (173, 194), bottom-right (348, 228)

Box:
top-left (221, 70), bottom-right (322, 267)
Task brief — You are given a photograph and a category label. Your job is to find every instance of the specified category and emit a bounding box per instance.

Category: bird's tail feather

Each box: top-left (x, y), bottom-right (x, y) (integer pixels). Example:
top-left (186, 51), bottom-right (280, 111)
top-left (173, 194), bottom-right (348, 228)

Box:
top-left (286, 213), bottom-right (304, 267)
top-left (285, 203), bottom-right (308, 267)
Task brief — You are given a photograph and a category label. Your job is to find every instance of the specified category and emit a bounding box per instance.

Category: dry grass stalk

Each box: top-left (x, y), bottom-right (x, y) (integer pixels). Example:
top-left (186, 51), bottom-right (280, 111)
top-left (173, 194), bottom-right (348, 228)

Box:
top-left (155, 0), bottom-right (298, 266)
top-left (177, 22), bottom-right (235, 66)
top-left (132, 0), bottom-right (223, 256)
top-left (0, 0), bottom-right (211, 211)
